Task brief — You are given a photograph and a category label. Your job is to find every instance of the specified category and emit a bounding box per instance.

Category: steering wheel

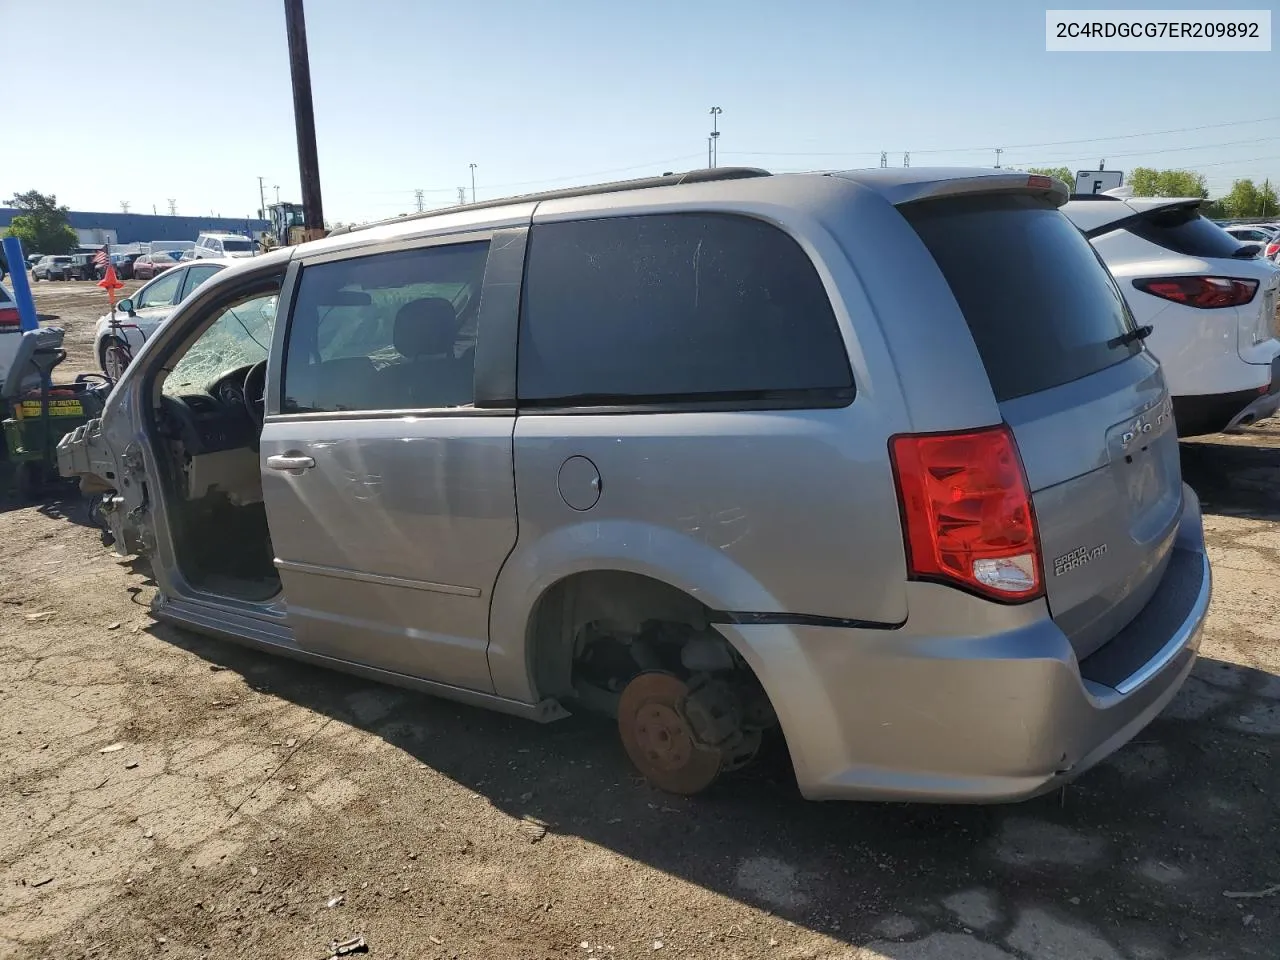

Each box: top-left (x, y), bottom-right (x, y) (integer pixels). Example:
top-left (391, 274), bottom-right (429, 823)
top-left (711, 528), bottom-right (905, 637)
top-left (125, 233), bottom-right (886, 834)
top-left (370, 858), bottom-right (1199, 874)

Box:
top-left (243, 360), bottom-right (268, 427)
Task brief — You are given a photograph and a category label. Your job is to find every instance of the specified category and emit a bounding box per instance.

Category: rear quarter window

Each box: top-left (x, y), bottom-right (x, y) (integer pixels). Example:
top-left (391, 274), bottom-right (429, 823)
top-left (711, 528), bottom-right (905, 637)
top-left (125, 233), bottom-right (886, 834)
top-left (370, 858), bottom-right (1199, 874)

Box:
top-left (518, 213), bottom-right (853, 406)
top-left (902, 194), bottom-right (1141, 402)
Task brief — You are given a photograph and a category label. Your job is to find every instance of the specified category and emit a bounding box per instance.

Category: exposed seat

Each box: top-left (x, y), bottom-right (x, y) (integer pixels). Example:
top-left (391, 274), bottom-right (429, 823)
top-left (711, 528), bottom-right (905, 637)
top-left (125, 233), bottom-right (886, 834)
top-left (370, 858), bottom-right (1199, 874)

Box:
top-left (378, 297), bottom-right (473, 408)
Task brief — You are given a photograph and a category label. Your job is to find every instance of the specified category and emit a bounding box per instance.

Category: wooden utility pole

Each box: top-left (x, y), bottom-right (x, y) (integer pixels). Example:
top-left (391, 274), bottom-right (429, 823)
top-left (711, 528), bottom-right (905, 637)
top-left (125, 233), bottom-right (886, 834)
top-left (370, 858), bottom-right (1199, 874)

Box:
top-left (283, 0), bottom-right (325, 240)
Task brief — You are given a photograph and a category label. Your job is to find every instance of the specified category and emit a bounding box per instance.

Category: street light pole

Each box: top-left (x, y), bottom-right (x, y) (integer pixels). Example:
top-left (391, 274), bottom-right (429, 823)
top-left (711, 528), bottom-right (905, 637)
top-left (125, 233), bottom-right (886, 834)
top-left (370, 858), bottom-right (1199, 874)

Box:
top-left (283, 0), bottom-right (325, 240)
top-left (709, 106), bottom-right (722, 168)
top-left (469, 163), bottom-right (477, 203)
top-left (258, 176), bottom-right (268, 218)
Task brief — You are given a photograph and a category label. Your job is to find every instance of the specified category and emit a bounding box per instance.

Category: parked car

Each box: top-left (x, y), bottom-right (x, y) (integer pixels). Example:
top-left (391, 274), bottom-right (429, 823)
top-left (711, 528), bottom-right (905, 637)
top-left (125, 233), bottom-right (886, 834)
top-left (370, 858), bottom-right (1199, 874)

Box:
top-left (1063, 197), bottom-right (1280, 436)
top-left (1222, 223), bottom-right (1279, 250)
top-left (131, 251), bottom-right (181, 281)
top-left (31, 255), bottom-right (73, 281)
top-left (25, 253), bottom-right (43, 271)
top-left (59, 167), bottom-right (1209, 802)
top-left (0, 283), bottom-right (21, 385)
top-left (98, 252), bottom-right (141, 281)
top-left (68, 252), bottom-right (103, 281)
top-left (92, 259), bottom-right (231, 376)
top-left (193, 232), bottom-right (258, 259)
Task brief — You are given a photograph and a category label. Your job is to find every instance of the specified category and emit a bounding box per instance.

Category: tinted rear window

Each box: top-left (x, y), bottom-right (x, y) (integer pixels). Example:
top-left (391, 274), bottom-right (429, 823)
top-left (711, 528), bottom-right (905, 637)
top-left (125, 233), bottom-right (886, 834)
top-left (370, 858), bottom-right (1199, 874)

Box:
top-left (902, 194), bottom-right (1141, 402)
top-left (518, 213), bottom-right (853, 406)
top-left (1123, 205), bottom-right (1244, 258)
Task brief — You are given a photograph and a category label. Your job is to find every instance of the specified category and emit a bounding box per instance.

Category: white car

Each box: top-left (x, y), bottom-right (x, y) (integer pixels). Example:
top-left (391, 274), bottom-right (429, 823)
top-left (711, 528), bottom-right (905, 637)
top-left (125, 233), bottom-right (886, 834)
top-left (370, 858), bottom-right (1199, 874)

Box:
top-left (0, 283), bottom-right (21, 387)
top-left (93, 259), bottom-right (234, 377)
top-left (1223, 223), bottom-right (1280, 262)
top-left (1064, 197), bottom-right (1280, 436)
top-left (192, 232), bottom-right (258, 259)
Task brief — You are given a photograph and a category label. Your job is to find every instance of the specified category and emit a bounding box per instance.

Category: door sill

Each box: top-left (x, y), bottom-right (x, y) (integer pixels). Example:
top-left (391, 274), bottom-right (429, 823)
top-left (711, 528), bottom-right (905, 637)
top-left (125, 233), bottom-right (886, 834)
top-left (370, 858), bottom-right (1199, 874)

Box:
top-left (153, 594), bottom-right (569, 724)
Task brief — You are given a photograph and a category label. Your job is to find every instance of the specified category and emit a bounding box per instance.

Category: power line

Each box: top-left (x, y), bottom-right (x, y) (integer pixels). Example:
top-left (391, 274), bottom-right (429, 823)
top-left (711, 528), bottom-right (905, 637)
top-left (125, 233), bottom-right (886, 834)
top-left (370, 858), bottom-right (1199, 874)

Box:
top-left (722, 115), bottom-right (1280, 160)
top-left (1009, 135), bottom-right (1280, 168)
top-left (993, 115), bottom-right (1280, 152)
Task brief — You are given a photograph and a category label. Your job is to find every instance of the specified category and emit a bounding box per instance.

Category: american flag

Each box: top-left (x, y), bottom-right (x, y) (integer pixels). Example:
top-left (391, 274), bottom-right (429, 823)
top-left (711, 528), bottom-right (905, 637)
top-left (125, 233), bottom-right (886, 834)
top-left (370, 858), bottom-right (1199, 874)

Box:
top-left (93, 248), bottom-right (109, 267)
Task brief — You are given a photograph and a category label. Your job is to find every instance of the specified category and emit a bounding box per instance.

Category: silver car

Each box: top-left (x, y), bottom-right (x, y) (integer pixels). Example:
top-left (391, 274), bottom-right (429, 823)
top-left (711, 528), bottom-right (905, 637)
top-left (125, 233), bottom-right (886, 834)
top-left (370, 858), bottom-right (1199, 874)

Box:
top-left (58, 168), bottom-right (1210, 802)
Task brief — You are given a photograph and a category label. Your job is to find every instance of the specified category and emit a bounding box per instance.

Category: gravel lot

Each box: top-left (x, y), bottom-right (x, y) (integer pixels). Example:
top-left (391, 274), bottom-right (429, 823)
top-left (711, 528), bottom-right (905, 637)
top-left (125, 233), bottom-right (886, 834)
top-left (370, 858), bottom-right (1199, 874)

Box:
top-left (1, 280), bottom-right (1278, 960)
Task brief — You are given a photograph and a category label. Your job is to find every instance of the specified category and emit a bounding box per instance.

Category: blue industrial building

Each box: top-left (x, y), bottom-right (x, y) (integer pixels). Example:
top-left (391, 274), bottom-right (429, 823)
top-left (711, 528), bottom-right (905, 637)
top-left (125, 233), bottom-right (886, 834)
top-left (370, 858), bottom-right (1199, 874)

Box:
top-left (0, 208), bottom-right (269, 245)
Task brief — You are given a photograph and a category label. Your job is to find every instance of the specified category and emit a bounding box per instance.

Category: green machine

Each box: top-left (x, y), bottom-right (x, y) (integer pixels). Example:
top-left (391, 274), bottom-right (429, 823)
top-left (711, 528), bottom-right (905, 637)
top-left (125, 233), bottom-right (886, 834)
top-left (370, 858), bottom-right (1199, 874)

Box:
top-left (1, 328), bottom-right (110, 498)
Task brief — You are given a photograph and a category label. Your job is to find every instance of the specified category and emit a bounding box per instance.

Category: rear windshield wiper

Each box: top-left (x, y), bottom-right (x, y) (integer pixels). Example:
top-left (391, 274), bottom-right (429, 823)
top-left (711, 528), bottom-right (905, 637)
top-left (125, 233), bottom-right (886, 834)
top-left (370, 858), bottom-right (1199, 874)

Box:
top-left (1109, 324), bottom-right (1153, 349)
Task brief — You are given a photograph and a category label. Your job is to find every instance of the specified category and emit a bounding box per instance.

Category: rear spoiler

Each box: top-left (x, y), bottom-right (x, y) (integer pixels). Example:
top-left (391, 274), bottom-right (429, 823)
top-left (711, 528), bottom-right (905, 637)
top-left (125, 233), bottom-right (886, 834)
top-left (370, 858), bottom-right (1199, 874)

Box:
top-left (832, 169), bottom-right (1070, 208)
top-left (1079, 198), bottom-right (1203, 240)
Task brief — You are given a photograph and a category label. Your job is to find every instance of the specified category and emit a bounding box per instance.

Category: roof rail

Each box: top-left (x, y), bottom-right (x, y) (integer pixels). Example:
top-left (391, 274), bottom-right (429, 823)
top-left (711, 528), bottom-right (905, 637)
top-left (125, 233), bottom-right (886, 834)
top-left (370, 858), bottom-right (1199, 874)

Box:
top-left (330, 166), bottom-right (772, 236)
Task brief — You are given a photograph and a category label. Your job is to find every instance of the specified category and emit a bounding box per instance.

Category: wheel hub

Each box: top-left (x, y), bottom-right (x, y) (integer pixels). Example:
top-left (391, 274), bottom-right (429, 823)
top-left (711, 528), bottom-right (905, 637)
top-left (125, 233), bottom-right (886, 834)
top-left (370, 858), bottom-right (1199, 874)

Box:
top-left (618, 673), bottom-right (723, 795)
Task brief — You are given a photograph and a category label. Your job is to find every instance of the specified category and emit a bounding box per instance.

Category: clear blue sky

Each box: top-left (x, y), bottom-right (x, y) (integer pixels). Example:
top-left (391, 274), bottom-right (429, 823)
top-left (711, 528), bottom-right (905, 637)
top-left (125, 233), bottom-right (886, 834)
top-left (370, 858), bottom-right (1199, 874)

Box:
top-left (4, 0), bottom-right (1277, 223)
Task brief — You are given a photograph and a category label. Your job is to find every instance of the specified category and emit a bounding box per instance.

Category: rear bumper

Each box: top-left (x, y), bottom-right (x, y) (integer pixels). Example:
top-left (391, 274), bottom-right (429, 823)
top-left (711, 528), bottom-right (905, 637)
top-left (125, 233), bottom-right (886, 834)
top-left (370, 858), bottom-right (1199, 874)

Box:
top-left (717, 485), bottom-right (1209, 803)
top-left (1174, 353), bottom-right (1280, 435)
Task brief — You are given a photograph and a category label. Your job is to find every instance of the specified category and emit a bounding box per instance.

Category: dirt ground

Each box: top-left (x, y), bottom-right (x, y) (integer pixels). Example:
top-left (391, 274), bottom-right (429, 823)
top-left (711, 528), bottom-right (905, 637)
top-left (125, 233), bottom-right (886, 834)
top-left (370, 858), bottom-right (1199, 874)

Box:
top-left (1, 280), bottom-right (1278, 960)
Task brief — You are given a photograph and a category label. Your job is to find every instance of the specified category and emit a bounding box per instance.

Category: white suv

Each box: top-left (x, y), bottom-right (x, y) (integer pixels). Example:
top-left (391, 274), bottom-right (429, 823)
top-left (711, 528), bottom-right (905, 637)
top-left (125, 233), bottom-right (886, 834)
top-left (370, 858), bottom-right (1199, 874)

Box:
top-left (1064, 196), bottom-right (1280, 436)
top-left (193, 232), bottom-right (258, 259)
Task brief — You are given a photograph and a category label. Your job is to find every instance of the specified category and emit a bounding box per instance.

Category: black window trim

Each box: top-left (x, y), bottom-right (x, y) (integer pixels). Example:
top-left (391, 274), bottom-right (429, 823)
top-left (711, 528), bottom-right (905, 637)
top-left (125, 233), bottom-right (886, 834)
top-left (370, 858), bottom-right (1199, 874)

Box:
top-left (268, 228), bottom-right (515, 421)
top-left (514, 210), bottom-right (856, 416)
top-left (515, 386), bottom-right (855, 416)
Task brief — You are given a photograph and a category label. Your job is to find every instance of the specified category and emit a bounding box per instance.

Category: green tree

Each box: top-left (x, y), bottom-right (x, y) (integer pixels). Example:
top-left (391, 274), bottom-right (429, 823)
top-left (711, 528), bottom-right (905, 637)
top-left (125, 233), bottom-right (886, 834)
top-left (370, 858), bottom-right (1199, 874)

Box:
top-left (1127, 167), bottom-right (1208, 199)
top-left (1261, 179), bottom-right (1279, 219)
top-left (3, 190), bottom-right (78, 255)
top-left (1222, 178), bottom-right (1280, 219)
top-left (1222, 179), bottom-right (1259, 218)
top-left (1026, 167), bottom-right (1075, 190)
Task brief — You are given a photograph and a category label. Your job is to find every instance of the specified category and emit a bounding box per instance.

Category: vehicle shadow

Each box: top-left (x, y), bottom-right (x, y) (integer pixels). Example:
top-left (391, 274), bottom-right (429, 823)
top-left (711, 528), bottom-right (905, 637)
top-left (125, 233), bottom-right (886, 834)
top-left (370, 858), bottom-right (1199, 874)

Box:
top-left (152, 617), bottom-right (1279, 959)
top-left (0, 488), bottom-right (102, 529)
top-left (1180, 427), bottom-right (1280, 521)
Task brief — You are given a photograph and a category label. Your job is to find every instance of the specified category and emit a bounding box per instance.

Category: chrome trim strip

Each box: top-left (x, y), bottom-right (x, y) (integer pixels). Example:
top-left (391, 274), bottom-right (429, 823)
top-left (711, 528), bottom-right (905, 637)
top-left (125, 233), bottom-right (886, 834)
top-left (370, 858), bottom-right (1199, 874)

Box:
top-left (1115, 552), bottom-right (1211, 695)
top-left (273, 558), bottom-right (481, 598)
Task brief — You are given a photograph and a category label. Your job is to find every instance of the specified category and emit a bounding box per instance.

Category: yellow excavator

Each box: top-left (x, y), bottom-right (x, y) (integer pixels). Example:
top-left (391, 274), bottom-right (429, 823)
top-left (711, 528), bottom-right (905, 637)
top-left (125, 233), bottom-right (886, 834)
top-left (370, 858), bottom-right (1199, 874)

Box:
top-left (261, 202), bottom-right (308, 251)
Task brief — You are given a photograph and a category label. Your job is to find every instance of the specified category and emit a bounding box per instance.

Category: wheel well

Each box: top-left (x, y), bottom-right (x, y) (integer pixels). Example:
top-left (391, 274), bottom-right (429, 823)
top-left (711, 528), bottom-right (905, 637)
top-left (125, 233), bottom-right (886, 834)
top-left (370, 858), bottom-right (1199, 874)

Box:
top-left (526, 570), bottom-right (776, 727)
top-left (528, 571), bottom-right (710, 700)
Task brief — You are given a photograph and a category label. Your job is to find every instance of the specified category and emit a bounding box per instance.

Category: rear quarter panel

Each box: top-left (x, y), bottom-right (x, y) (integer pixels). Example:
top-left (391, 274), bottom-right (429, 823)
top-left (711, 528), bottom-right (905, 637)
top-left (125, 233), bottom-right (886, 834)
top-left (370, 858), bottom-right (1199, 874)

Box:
top-left (487, 176), bottom-right (1001, 702)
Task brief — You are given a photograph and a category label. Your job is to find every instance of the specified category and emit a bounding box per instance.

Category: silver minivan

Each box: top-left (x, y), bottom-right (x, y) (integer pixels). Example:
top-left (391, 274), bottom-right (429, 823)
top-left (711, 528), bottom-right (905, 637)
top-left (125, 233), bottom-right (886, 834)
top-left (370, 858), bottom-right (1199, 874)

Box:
top-left (59, 168), bottom-right (1210, 802)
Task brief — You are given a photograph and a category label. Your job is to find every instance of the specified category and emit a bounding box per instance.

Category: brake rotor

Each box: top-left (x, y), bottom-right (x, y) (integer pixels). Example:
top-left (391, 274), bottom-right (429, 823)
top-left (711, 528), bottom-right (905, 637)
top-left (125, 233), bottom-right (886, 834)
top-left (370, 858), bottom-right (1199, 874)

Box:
top-left (618, 672), bottom-right (723, 795)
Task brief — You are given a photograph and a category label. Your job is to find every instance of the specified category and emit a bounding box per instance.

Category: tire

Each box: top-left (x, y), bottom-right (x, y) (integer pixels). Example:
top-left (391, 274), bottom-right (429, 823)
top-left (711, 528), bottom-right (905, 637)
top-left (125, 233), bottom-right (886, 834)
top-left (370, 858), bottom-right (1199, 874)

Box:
top-left (15, 462), bottom-right (42, 501)
top-left (100, 336), bottom-right (132, 379)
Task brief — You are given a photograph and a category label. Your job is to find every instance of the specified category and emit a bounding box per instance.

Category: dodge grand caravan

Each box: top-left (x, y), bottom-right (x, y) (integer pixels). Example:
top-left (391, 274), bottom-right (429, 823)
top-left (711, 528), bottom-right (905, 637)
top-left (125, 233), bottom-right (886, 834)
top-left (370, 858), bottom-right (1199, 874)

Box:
top-left (59, 167), bottom-right (1210, 802)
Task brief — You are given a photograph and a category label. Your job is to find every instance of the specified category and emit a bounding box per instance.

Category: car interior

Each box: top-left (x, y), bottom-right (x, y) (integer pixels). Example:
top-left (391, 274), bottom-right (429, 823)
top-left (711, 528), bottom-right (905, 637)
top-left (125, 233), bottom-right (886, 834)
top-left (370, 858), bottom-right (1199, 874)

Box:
top-left (146, 248), bottom-right (486, 603)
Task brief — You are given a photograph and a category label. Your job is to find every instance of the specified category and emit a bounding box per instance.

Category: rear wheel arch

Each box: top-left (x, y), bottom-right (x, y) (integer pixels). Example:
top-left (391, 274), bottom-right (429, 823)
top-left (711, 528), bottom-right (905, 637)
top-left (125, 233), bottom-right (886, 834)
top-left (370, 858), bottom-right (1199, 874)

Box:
top-left (526, 570), bottom-right (713, 703)
top-left (524, 568), bottom-right (783, 794)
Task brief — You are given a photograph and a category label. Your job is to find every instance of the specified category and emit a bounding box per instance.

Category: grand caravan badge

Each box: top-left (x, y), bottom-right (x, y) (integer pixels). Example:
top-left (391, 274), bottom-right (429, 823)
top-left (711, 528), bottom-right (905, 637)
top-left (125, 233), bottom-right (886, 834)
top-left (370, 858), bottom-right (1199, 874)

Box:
top-left (1053, 544), bottom-right (1108, 576)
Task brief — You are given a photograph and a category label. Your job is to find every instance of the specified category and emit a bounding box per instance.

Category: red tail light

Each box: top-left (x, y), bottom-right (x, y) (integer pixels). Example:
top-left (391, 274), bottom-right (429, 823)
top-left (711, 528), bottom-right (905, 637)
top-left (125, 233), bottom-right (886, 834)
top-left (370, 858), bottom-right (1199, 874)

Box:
top-left (1266, 241), bottom-right (1280, 258)
top-left (890, 425), bottom-right (1043, 603)
top-left (0, 306), bottom-right (20, 329)
top-left (1133, 276), bottom-right (1258, 308)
